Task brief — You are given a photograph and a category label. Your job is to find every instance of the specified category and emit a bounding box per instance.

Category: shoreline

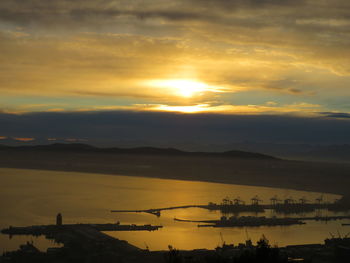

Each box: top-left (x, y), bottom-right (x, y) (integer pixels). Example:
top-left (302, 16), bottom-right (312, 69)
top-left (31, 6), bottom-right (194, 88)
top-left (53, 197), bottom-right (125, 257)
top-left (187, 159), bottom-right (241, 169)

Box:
top-left (0, 155), bottom-right (349, 195)
top-left (0, 165), bottom-right (343, 197)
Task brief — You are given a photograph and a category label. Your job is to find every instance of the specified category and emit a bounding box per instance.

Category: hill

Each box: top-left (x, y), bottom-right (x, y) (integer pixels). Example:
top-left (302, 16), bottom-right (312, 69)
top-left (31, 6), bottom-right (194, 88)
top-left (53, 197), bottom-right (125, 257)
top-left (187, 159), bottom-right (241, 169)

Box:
top-left (0, 143), bottom-right (278, 160)
top-left (0, 143), bottom-right (349, 195)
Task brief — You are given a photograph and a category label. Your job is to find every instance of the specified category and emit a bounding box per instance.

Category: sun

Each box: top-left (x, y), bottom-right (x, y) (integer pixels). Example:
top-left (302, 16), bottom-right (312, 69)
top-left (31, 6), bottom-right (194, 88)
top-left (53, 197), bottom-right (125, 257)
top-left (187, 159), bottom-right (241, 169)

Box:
top-left (147, 79), bottom-right (222, 98)
top-left (160, 79), bottom-right (208, 98)
top-left (155, 104), bottom-right (210, 113)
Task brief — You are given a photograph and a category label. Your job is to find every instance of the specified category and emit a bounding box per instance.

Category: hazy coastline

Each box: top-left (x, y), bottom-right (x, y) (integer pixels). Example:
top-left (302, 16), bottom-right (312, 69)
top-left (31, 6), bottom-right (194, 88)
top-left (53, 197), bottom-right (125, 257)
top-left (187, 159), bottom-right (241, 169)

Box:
top-left (1, 146), bottom-right (349, 196)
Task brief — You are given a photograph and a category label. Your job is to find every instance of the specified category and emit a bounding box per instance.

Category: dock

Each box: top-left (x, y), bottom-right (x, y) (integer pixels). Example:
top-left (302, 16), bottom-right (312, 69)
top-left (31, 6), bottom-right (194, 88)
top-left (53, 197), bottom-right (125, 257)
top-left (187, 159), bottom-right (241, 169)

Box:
top-left (1, 223), bottom-right (163, 236)
top-left (1, 214), bottom-right (162, 254)
top-left (174, 215), bottom-right (350, 228)
top-left (111, 195), bottom-right (350, 217)
top-left (174, 216), bottom-right (305, 227)
top-left (110, 203), bottom-right (341, 217)
top-left (111, 205), bottom-right (206, 217)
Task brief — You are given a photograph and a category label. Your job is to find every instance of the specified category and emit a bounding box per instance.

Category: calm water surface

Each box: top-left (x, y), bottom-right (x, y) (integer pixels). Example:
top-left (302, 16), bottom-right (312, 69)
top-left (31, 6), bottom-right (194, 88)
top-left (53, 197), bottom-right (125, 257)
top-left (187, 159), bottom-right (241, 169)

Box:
top-left (0, 168), bottom-right (348, 252)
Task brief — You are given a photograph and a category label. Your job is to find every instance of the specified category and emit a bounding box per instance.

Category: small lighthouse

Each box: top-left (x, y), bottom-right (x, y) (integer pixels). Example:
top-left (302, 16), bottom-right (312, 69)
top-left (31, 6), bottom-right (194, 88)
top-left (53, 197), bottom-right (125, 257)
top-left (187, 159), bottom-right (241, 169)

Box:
top-left (56, 213), bottom-right (62, 226)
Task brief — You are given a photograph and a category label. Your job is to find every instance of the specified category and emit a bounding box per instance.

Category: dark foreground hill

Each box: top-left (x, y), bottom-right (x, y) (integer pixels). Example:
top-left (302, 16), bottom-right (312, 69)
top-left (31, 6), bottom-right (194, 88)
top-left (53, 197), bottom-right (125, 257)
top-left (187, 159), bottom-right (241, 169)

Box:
top-left (0, 143), bottom-right (278, 160)
top-left (0, 143), bottom-right (349, 195)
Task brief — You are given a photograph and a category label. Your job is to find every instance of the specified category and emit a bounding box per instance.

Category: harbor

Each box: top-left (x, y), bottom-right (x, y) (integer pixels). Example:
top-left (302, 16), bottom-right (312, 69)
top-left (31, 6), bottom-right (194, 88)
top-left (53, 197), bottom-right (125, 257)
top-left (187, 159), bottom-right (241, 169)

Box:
top-left (1, 168), bottom-right (349, 253)
top-left (2, 223), bottom-right (163, 236)
top-left (1, 213), bottom-right (162, 255)
top-left (111, 195), bottom-right (350, 217)
top-left (2, 231), bottom-right (350, 263)
top-left (174, 216), bottom-right (305, 227)
top-left (174, 215), bottom-right (350, 228)
top-left (2, 194), bottom-right (350, 262)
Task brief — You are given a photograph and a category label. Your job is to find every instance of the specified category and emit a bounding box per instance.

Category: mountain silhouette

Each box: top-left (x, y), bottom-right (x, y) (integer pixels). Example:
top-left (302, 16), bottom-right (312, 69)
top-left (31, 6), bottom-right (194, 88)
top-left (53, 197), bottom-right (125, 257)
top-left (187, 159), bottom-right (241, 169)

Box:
top-left (0, 143), bottom-right (278, 160)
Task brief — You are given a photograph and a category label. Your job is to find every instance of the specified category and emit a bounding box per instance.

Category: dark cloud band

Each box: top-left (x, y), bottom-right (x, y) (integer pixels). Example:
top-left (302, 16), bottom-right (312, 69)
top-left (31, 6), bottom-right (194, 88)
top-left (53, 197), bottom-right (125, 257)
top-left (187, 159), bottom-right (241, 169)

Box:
top-left (1, 111), bottom-right (350, 145)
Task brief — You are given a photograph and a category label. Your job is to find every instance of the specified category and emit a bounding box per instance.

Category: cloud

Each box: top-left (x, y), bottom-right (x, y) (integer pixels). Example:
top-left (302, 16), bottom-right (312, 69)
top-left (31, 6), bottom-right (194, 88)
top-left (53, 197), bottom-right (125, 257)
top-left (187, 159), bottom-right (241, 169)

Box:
top-left (148, 102), bottom-right (321, 114)
top-left (0, 31), bottom-right (195, 100)
top-left (1, 0), bottom-right (350, 115)
top-left (1, 111), bottom-right (350, 145)
top-left (0, 1), bottom-right (214, 28)
top-left (13, 137), bottom-right (35, 142)
top-left (321, 112), bottom-right (350, 119)
top-left (70, 8), bottom-right (212, 22)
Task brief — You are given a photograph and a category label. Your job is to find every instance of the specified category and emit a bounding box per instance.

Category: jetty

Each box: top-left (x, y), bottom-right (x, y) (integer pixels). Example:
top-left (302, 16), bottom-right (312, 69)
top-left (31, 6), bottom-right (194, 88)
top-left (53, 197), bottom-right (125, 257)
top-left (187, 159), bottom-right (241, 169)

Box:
top-left (111, 195), bottom-right (350, 217)
top-left (1, 214), bottom-right (162, 253)
top-left (174, 214), bottom-right (350, 228)
top-left (2, 223), bottom-right (163, 236)
top-left (111, 205), bottom-right (206, 217)
top-left (174, 216), bottom-right (305, 227)
top-left (206, 195), bottom-right (350, 214)
top-left (110, 202), bottom-right (335, 217)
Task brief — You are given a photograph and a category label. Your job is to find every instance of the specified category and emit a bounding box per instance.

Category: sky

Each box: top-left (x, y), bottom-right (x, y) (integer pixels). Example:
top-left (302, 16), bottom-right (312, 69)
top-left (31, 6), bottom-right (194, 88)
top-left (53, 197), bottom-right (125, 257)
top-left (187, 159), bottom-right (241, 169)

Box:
top-left (0, 0), bottom-right (350, 145)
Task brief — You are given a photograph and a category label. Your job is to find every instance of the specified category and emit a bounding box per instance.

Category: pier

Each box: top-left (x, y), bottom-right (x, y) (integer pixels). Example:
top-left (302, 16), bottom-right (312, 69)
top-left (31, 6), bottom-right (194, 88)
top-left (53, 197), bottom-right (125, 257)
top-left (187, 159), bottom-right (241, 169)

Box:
top-left (1, 214), bottom-right (162, 254)
top-left (174, 216), bottom-right (305, 227)
top-left (174, 214), bottom-right (350, 228)
top-left (111, 205), bottom-right (206, 217)
top-left (110, 203), bottom-right (340, 217)
top-left (1, 223), bottom-right (163, 236)
top-left (111, 195), bottom-right (350, 217)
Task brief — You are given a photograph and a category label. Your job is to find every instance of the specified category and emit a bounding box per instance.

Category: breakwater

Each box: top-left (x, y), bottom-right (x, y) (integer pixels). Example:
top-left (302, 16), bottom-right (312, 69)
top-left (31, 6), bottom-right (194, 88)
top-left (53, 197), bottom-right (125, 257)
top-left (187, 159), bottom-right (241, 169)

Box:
top-left (174, 214), bottom-right (350, 228)
top-left (1, 215), bottom-right (163, 254)
top-left (111, 196), bottom-right (350, 217)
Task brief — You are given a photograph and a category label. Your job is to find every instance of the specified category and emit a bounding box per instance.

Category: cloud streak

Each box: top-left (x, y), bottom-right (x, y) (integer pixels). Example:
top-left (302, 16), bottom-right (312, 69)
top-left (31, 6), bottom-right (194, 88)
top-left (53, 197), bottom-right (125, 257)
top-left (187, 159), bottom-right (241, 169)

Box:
top-left (1, 111), bottom-right (350, 145)
top-left (0, 0), bottom-right (350, 117)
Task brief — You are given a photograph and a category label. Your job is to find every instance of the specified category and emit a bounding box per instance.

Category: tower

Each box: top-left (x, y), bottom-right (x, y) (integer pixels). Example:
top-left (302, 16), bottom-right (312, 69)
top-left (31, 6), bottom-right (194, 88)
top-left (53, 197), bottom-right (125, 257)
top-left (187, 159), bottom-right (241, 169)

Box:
top-left (56, 213), bottom-right (62, 226)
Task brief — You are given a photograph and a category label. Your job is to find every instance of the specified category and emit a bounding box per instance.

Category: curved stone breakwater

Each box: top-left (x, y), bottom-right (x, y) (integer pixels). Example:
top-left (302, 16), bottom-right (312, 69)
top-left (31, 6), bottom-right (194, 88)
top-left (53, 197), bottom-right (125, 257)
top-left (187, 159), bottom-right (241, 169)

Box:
top-left (174, 216), bottom-right (305, 227)
top-left (111, 195), bottom-right (350, 217)
top-left (174, 215), bottom-right (350, 228)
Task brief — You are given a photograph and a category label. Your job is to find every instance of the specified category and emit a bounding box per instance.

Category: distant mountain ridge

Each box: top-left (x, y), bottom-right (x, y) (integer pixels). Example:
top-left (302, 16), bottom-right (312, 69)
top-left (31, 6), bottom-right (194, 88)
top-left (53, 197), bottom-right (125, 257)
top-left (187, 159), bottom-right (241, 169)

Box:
top-left (0, 143), bottom-right (279, 160)
top-left (222, 142), bottom-right (350, 163)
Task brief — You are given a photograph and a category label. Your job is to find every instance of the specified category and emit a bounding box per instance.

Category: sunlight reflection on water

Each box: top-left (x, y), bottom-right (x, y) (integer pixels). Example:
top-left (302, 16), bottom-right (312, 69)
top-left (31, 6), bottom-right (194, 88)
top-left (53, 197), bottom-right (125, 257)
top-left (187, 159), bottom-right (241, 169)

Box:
top-left (0, 168), bottom-right (348, 252)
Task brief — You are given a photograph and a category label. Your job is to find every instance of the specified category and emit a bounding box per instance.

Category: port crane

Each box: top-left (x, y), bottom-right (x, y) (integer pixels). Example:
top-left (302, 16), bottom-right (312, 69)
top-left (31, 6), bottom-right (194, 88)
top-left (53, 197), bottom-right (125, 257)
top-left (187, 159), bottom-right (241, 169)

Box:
top-left (222, 197), bottom-right (231, 206)
top-left (299, 197), bottom-right (309, 204)
top-left (219, 232), bottom-right (225, 246)
top-left (284, 197), bottom-right (295, 205)
top-left (270, 195), bottom-right (281, 205)
top-left (251, 195), bottom-right (263, 205)
top-left (233, 197), bottom-right (244, 205)
top-left (316, 195), bottom-right (324, 204)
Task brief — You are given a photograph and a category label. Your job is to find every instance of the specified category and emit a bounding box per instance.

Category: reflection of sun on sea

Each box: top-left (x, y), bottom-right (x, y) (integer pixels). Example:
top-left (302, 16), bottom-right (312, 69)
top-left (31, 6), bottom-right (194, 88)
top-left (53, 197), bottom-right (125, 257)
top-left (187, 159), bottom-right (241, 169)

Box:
top-left (147, 79), bottom-right (222, 98)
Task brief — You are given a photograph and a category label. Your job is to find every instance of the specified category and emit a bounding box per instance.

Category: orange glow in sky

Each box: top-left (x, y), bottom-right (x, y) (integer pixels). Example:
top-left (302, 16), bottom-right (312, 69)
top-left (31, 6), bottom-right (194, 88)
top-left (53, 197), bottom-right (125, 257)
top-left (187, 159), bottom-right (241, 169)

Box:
top-left (13, 137), bottom-right (35, 142)
top-left (146, 79), bottom-right (224, 98)
top-left (154, 104), bottom-right (210, 113)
